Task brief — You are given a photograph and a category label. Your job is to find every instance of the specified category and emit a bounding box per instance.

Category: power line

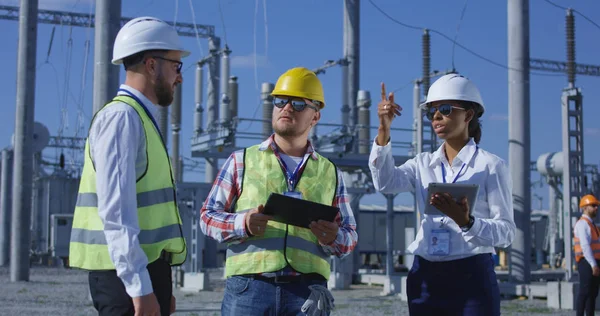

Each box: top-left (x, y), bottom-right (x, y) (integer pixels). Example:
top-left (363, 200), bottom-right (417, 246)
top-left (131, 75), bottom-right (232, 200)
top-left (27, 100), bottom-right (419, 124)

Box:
top-left (392, 79), bottom-right (416, 94)
top-left (263, 0), bottom-right (269, 63)
top-left (217, 0), bottom-right (229, 46)
top-left (173, 0), bottom-right (178, 27)
top-left (187, 0), bottom-right (205, 56)
top-left (543, 0), bottom-right (600, 31)
top-left (253, 0), bottom-right (259, 90)
top-left (451, 0), bottom-right (469, 72)
top-left (367, 0), bottom-right (563, 77)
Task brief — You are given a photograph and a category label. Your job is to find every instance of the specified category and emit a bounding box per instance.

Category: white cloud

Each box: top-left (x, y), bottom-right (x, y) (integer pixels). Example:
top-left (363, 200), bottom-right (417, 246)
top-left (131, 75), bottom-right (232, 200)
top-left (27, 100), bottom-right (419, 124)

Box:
top-left (0, 0), bottom-right (94, 11)
top-left (488, 114), bottom-right (509, 121)
top-left (585, 128), bottom-right (600, 136)
top-left (230, 54), bottom-right (270, 69)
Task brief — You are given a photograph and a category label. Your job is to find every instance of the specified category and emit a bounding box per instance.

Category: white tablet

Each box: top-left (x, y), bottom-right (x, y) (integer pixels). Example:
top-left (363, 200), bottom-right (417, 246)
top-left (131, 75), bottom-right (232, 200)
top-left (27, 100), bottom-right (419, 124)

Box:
top-left (424, 182), bottom-right (480, 216)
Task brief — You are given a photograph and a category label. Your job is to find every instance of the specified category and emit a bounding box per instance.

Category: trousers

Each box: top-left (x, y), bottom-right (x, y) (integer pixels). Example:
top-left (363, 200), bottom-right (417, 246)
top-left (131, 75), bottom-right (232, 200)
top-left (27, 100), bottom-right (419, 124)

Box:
top-left (88, 258), bottom-right (172, 316)
top-left (407, 253), bottom-right (500, 316)
top-left (576, 259), bottom-right (600, 316)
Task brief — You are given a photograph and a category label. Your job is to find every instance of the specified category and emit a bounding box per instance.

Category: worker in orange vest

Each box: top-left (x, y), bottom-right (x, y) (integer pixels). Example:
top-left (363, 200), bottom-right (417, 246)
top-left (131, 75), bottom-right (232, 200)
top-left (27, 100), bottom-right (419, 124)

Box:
top-left (574, 194), bottom-right (600, 316)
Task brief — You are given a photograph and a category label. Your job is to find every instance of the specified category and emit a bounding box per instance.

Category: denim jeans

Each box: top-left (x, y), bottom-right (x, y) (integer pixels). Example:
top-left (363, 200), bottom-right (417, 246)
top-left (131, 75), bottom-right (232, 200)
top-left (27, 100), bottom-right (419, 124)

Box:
top-left (221, 275), bottom-right (330, 316)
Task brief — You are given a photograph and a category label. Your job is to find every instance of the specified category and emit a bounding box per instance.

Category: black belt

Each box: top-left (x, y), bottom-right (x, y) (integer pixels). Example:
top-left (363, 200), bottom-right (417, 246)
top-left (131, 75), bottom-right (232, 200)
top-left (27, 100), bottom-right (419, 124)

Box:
top-left (252, 273), bottom-right (325, 284)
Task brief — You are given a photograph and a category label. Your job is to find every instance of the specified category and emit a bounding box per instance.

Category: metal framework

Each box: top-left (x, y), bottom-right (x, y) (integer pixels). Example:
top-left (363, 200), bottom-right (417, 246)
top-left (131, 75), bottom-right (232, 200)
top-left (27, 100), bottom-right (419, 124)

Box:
top-left (0, 5), bottom-right (215, 38)
top-left (562, 87), bottom-right (585, 281)
top-left (47, 136), bottom-right (85, 150)
top-left (530, 58), bottom-right (600, 77)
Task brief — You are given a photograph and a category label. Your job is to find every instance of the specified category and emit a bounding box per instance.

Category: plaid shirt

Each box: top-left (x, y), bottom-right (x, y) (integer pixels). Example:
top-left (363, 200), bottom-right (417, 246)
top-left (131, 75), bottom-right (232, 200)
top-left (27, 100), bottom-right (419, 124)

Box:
top-left (200, 135), bottom-right (358, 277)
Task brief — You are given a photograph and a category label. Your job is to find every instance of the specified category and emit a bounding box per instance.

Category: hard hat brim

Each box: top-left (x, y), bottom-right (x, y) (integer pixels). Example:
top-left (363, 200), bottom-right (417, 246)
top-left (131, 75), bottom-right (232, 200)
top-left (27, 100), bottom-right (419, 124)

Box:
top-left (419, 98), bottom-right (486, 117)
top-left (112, 49), bottom-right (191, 65)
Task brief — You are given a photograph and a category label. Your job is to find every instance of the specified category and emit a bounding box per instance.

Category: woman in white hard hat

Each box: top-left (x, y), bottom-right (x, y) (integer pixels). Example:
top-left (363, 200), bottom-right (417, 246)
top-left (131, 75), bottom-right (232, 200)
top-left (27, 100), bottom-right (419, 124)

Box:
top-left (368, 74), bottom-right (516, 315)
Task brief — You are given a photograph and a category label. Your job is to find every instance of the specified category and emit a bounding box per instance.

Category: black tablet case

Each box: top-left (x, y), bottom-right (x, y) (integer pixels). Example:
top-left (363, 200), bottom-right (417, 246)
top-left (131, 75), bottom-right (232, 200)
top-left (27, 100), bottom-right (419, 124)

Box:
top-left (263, 193), bottom-right (340, 228)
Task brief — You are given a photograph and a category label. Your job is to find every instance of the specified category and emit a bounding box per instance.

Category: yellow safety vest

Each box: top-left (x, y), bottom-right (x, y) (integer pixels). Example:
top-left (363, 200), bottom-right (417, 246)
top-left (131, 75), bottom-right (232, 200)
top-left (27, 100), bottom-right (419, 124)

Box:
top-left (69, 95), bottom-right (187, 270)
top-left (225, 145), bottom-right (338, 279)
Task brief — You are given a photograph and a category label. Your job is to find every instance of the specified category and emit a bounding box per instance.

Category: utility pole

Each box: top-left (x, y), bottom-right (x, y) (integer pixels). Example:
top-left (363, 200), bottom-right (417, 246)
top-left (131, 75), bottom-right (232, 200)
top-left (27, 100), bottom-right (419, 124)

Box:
top-left (92, 0), bottom-right (122, 115)
top-left (507, 0), bottom-right (531, 284)
top-left (344, 0), bottom-right (360, 153)
top-left (10, 0), bottom-right (38, 282)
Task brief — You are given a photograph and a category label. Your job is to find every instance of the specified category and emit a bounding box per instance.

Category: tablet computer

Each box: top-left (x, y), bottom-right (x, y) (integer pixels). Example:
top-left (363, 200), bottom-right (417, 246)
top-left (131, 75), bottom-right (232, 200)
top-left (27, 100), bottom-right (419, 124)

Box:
top-left (424, 183), bottom-right (480, 216)
top-left (263, 193), bottom-right (340, 229)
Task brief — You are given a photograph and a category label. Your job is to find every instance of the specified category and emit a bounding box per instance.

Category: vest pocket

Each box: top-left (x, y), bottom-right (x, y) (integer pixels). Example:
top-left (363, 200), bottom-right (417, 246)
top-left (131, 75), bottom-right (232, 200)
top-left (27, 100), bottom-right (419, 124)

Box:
top-left (225, 276), bottom-right (251, 294)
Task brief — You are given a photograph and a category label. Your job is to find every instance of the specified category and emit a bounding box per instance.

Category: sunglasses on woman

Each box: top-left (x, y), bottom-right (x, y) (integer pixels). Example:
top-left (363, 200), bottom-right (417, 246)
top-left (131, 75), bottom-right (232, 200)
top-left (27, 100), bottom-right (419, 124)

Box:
top-left (272, 97), bottom-right (320, 112)
top-left (424, 104), bottom-right (465, 121)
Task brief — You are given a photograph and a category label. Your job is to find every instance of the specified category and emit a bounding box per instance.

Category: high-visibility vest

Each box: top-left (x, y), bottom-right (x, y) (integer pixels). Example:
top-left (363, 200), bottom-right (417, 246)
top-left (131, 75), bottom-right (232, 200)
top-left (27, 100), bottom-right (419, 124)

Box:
top-left (224, 145), bottom-right (338, 279)
top-left (574, 216), bottom-right (600, 263)
top-left (68, 95), bottom-right (187, 270)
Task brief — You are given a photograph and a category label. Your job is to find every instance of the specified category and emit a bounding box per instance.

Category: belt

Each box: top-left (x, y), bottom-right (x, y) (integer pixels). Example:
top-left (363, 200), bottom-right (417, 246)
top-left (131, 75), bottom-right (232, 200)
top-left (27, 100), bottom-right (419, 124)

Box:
top-left (160, 250), bottom-right (172, 263)
top-left (252, 273), bottom-right (325, 284)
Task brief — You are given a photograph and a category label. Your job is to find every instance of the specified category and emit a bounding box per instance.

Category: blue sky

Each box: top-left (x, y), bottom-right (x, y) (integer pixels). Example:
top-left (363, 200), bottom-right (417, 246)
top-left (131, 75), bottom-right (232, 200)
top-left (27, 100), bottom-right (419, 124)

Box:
top-left (0, 0), bottom-right (599, 209)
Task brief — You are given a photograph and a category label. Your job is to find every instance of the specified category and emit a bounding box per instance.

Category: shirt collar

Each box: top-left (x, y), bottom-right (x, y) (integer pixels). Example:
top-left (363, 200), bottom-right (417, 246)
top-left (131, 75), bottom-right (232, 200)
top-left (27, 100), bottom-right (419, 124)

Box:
top-left (117, 84), bottom-right (159, 121)
top-left (258, 134), bottom-right (319, 160)
top-left (429, 138), bottom-right (478, 168)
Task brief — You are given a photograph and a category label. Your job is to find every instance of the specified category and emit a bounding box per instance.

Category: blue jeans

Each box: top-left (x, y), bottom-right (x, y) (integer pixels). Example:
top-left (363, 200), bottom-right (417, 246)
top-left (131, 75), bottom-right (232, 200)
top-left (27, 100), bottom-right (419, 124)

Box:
top-left (407, 254), bottom-right (500, 316)
top-left (221, 275), bottom-right (330, 316)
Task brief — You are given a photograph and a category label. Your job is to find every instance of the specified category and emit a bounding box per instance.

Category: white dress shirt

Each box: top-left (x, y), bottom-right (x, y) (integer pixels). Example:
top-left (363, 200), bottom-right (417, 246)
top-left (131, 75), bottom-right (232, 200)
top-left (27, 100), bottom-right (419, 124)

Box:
top-left (88, 84), bottom-right (161, 297)
top-left (369, 137), bottom-right (516, 262)
top-left (574, 214), bottom-right (599, 268)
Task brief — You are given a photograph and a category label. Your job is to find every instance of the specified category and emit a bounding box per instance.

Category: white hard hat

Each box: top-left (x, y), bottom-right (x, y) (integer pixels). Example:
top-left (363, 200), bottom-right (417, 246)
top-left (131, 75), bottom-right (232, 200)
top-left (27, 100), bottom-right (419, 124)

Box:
top-left (112, 17), bottom-right (191, 65)
top-left (420, 74), bottom-right (485, 115)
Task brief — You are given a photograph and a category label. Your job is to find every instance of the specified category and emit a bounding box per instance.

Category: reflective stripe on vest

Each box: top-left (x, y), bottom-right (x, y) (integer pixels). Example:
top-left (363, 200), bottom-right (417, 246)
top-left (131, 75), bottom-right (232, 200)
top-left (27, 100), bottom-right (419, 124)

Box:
top-left (225, 145), bottom-right (338, 279)
top-left (68, 95), bottom-right (187, 270)
top-left (573, 216), bottom-right (600, 262)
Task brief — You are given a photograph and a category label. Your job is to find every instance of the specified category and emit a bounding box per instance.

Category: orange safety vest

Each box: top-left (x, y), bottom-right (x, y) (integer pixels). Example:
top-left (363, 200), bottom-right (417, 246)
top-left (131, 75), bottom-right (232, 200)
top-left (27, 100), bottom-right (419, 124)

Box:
top-left (574, 216), bottom-right (600, 262)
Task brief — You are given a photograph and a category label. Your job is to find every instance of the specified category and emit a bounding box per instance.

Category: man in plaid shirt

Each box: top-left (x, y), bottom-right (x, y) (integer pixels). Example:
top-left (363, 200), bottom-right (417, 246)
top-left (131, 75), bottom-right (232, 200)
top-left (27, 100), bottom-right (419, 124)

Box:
top-left (200, 67), bottom-right (358, 315)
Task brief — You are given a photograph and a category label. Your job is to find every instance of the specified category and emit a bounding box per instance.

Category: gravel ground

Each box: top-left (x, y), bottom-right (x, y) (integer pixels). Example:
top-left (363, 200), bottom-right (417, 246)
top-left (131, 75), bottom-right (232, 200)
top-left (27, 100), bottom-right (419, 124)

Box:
top-left (0, 266), bottom-right (576, 316)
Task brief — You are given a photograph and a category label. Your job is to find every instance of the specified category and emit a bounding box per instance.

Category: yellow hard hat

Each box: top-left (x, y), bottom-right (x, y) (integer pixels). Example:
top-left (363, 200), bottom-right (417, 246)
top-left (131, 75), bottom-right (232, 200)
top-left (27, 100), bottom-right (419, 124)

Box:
top-left (580, 194), bottom-right (600, 208)
top-left (271, 67), bottom-right (325, 109)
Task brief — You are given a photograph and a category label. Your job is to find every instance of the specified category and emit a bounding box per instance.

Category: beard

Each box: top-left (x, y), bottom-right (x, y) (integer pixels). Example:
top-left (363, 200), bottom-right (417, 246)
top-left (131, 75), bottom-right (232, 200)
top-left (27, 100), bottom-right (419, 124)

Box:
top-left (273, 124), bottom-right (298, 137)
top-left (154, 74), bottom-right (174, 106)
top-left (272, 121), bottom-right (310, 137)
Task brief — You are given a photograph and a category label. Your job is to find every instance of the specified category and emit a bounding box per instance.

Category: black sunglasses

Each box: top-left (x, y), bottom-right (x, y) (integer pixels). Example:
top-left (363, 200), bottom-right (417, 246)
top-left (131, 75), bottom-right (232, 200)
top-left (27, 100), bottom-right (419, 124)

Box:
top-left (272, 97), bottom-right (319, 112)
top-left (150, 56), bottom-right (183, 74)
top-left (424, 104), bottom-right (465, 121)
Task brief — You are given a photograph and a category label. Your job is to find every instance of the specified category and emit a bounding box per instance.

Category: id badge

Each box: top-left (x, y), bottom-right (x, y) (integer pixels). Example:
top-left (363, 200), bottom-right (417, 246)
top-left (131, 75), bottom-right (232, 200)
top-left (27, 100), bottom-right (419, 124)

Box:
top-left (284, 191), bottom-right (303, 200)
top-left (428, 229), bottom-right (451, 256)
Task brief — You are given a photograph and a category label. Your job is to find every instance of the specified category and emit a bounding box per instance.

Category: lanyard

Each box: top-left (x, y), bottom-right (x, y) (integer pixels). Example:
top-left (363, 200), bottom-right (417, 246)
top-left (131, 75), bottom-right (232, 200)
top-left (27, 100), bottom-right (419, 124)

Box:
top-left (438, 147), bottom-right (478, 226)
top-left (439, 161), bottom-right (466, 226)
top-left (441, 163), bottom-right (466, 184)
top-left (277, 154), bottom-right (309, 192)
top-left (117, 88), bottom-right (163, 140)
top-left (440, 147), bottom-right (478, 183)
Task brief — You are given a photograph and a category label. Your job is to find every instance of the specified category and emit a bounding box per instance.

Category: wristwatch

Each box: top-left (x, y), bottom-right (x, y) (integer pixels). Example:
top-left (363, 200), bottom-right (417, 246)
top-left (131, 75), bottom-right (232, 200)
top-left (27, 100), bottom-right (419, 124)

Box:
top-left (460, 215), bottom-right (475, 232)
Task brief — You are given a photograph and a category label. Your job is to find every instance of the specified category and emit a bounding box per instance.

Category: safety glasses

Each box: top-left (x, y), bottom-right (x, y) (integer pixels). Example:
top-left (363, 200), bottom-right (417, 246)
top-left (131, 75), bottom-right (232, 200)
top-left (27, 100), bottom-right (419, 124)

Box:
top-left (150, 56), bottom-right (183, 74)
top-left (272, 97), bottom-right (319, 112)
top-left (424, 104), bottom-right (465, 121)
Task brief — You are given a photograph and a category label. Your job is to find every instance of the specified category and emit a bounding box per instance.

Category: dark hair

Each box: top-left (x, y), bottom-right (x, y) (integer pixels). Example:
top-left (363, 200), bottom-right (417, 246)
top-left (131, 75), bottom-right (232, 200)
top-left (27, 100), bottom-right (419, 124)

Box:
top-left (122, 49), bottom-right (168, 71)
top-left (462, 101), bottom-right (483, 144)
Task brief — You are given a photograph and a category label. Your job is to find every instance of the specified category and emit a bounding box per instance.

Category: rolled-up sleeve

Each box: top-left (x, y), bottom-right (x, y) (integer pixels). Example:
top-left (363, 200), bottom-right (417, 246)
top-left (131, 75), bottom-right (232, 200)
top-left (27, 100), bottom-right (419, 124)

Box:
top-left (462, 160), bottom-right (516, 248)
top-left (199, 152), bottom-right (249, 244)
top-left (319, 169), bottom-right (358, 258)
